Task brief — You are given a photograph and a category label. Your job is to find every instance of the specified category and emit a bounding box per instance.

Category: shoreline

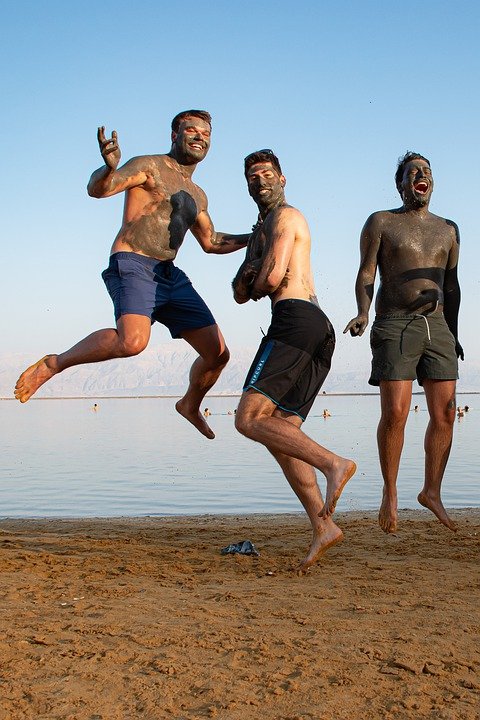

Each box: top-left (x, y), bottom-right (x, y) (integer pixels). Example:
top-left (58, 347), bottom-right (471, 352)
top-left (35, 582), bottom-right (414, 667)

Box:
top-left (2, 390), bottom-right (479, 400)
top-left (1, 507), bottom-right (479, 523)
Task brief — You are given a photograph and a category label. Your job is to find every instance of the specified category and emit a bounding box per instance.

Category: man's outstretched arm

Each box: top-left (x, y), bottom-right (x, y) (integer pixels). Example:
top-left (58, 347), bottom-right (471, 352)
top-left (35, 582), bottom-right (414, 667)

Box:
top-left (191, 210), bottom-right (250, 254)
top-left (344, 214), bottom-right (381, 337)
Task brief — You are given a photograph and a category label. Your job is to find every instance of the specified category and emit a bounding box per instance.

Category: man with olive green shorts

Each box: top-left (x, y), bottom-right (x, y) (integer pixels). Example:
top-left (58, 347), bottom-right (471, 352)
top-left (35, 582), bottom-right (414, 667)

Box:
top-left (345, 151), bottom-right (463, 535)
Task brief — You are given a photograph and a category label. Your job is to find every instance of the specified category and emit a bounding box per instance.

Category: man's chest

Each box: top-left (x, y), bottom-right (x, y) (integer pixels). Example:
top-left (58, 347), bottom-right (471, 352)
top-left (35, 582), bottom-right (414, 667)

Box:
top-left (381, 221), bottom-right (450, 265)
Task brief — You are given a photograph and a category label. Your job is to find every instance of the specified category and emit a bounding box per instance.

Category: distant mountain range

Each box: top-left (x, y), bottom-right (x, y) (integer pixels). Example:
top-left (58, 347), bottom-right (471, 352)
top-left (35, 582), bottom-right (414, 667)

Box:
top-left (2, 343), bottom-right (479, 398)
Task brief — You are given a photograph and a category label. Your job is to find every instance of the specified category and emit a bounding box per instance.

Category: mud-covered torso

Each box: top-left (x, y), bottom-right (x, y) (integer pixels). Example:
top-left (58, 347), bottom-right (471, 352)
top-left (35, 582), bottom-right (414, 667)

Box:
top-left (375, 210), bottom-right (457, 315)
top-left (111, 155), bottom-right (206, 260)
top-left (249, 207), bottom-right (318, 306)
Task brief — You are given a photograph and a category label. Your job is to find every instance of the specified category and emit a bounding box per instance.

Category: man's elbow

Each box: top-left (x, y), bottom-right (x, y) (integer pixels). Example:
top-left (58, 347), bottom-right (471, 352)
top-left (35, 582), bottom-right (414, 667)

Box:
top-left (201, 243), bottom-right (216, 254)
top-left (233, 286), bottom-right (249, 304)
top-left (234, 294), bottom-right (249, 304)
top-left (199, 234), bottom-right (220, 254)
top-left (264, 271), bottom-right (284, 293)
top-left (87, 183), bottom-right (103, 198)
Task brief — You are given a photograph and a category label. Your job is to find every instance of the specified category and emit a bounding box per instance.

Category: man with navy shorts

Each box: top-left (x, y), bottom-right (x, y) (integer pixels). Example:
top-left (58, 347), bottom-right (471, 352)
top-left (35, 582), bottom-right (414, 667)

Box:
top-left (15, 111), bottom-right (248, 438)
top-left (345, 152), bottom-right (463, 532)
top-left (232, 150), bottom-right (356, 572)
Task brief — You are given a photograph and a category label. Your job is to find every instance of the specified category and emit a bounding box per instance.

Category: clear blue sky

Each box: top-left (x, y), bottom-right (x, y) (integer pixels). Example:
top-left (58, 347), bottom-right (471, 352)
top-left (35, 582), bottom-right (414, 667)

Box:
top-left (2, 0), bottom-right (479, 376)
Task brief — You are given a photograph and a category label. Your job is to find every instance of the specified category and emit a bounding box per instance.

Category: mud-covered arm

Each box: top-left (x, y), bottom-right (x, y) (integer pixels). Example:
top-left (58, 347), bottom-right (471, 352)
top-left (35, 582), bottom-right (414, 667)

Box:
top-left (231, 256), bottom-right (263, 304)
top-left (191, 209), bottom-right (250, 254)
top-left (344, 213), bottom-right (381, 336)
top-left (87, 127), bottom-right (152, 198)
top-left (250, 207), bottom-right (297, 301)
top-left (443, 222), bottom-right (463, 360)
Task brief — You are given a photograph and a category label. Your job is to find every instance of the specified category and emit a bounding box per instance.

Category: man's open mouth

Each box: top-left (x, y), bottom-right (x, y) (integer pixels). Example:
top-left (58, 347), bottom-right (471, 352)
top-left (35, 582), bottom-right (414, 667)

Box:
top-left (414, 181), bottom-right (429, 194)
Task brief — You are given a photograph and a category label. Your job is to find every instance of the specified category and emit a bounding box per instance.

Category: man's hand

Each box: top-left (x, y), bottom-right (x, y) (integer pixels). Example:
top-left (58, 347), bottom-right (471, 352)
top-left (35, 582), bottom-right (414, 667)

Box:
top-left (343, 314), bottom-right (369, 337)
top-left (250, 285), bottom-right (267, 302)
top-left (97, 126), bottom-right (121, 170)
top-left (232, 259), bottom-right (261, 304)
top-left (455, 340), bottom-right (464, 361)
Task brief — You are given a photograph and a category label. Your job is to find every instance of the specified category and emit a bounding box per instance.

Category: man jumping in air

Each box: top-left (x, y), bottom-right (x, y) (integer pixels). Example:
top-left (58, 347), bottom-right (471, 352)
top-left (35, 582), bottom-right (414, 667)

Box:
top-left (232, 149), bottom-right (356, 571)
top-left (15, 111), bottom-right (248, 438)
top-left (345, 152), bottom-right (463, 532)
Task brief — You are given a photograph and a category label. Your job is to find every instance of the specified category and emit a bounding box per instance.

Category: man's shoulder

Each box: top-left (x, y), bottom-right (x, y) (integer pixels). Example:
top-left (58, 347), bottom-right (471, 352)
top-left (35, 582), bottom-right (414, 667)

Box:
top-left (429, 211), bottom-right (459, 227)
top-left (130, 153), bottom-right (181, 169)
top-left (122, 153), bottom-right (164, 170)
top-left (367, 208), bottom-right (403, 222)
top-left (433, 214), bottom-right (460, 243)
top-left (364, 207), bottom-right (410, 231)
top-left (269, 204), bottom-right (306, 224)
top-left (262, 205), bottom-right (306, 239)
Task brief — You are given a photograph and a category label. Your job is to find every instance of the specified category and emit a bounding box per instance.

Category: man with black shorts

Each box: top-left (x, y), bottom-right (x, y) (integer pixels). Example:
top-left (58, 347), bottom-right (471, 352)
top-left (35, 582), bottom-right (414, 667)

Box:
top-left (232, 150), bottom-right (356, 571)
top-left (345, 152), bottom-right (463, 532)
top-left (14, 110), bottom-right (248, 438)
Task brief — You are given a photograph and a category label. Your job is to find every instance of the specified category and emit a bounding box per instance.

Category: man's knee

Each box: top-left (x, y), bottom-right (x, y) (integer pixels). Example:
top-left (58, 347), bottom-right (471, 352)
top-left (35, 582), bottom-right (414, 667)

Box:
top-left (117, 315), bottom-right (151, 357)
top-left (205, 345), bottom-right (230, 369)
top-left (120, 334), bottom-right (149, 357)
top-left (217, 346), bottom-right (230, 367)
top-left (425, 382), bottom-right (457, 427)
top-left (235, 409), bottom-right (256, 438)
top-left (380, 404), bottom-right (409, 428)
top-left (429, 404), bottom-right (456, 428)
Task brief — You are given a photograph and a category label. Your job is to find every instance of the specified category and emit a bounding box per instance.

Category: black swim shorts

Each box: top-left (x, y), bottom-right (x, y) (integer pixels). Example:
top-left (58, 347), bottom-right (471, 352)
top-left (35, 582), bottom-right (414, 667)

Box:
top-left (102, 252), bottom-right (216, 338)
top-left (243, 299), bottom-right (336, 420)
top-left (369, 311), bottom-right (458, 386)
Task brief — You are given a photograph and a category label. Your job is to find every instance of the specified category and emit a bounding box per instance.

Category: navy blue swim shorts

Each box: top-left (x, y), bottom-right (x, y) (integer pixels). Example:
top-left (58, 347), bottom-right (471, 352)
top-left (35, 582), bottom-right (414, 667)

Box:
top-left (102, 252), bottom-right (216, 338)
top-left (243, 299), bottom-right (336, 420)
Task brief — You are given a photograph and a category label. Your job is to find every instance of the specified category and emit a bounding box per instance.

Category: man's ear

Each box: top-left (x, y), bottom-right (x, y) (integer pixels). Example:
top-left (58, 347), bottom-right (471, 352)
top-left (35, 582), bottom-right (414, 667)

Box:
top-left (171, 130), bottom-right (177, 143)
top-left (280, 174), bottom-right (286, 187)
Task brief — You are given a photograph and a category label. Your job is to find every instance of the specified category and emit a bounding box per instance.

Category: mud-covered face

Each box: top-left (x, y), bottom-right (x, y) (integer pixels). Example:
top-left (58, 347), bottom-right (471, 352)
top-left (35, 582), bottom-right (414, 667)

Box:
top-left (172, 117), bottom-right (211, 164)
top-left (246, 161), bottom-right (285, 210)
top-left (400, 158), bottom-right (434, 207)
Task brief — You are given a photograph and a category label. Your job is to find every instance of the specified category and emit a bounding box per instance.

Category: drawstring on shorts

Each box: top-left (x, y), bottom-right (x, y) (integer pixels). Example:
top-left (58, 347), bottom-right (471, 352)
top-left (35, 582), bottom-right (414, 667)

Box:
top-left (414, 314), bottom-right (431, 342)
top-left (413, 300), bottom-right (439, 343)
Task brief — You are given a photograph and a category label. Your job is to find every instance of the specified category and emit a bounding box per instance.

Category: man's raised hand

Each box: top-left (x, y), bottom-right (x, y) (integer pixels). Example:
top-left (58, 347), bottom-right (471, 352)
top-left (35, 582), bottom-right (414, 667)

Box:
top-left (97, 126), bottom-right (121, 170)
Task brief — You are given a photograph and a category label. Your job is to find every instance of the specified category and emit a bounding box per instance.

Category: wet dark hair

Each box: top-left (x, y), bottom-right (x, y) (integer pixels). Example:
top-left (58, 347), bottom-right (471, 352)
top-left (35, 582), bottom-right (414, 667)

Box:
top-left (171, 110), bottom-right (212, 133)
top-left (244, 149), bottom-right (282, 177)
top-left (395, 151), bottom-right (430, 194)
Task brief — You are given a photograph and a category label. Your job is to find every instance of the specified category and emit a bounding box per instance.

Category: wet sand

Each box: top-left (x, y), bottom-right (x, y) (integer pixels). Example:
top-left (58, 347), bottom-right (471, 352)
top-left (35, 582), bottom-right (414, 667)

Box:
top-left (0, 510), bottom-right (479, 720)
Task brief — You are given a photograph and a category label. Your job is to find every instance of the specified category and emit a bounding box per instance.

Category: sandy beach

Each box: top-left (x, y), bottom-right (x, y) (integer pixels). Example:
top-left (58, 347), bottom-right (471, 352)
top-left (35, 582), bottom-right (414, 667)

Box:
top-left (0, 510), bottom-right (479, 720)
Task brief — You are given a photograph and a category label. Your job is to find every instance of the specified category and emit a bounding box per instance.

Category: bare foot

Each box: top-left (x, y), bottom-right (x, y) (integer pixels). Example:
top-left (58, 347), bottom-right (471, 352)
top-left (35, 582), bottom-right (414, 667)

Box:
top-left (417, 490), bottom-right (457, 531)
top-left (319, 459), bottom-right (357, 517)
top-left (378, 489), bottom-right (398, 533)
top-left (297, 520), bottom-right (344, 574)
top-left (14, 355), bottom-right (56, 403)
top-left (175, 398), bottom-right (215, 439)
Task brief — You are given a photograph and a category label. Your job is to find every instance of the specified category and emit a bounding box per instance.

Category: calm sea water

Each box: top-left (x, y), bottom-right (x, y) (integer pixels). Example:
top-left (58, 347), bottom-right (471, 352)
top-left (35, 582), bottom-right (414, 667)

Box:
top-left (1, 394), bottom-right (478, 518)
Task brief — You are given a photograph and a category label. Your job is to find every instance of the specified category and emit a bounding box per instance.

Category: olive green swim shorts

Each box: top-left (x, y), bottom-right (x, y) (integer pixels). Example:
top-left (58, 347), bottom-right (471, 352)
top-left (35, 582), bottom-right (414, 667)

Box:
top-left (369, 312), bottom-right (458, 386)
